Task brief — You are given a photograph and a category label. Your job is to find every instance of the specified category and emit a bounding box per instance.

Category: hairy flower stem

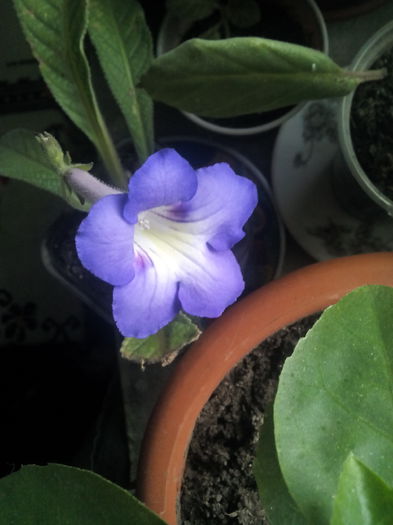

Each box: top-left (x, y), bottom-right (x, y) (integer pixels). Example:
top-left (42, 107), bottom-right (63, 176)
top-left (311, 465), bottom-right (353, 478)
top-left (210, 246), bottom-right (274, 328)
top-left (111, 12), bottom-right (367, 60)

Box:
top-left (66, 168), bottom-right (123, 205)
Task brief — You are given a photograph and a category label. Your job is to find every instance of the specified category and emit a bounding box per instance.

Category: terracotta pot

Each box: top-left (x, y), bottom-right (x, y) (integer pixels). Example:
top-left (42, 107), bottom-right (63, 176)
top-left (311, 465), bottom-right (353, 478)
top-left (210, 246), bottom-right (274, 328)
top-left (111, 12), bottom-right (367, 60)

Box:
top-left (137, 252), bottom-right (393, 524)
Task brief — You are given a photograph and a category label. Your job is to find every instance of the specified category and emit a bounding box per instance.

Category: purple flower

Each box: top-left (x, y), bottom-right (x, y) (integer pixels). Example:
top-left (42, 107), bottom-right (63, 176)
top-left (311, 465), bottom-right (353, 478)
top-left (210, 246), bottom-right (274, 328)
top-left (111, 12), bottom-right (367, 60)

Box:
top-left (75, 148), bottom-right (257, 338)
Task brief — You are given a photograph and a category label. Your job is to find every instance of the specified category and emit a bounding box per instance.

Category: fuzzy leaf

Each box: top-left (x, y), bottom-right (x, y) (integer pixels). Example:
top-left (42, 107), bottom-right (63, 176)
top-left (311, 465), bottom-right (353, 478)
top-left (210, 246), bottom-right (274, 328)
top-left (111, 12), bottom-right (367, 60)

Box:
top-left (331, 454), bottom-right (393, 525)
top-left (254, 407), bottom-right (307, 525)
top-left (0, 464), bottom-right (165, 524)
top-left (274, 285), bottom-right (393, 525)
top-left (120, 312), bottom-right (201, 364)
top-left (13, 0), bottom-right (125, 187)
top-left (141, 37), bottom-right (361, 117)
top-left (89, 0), bottom-right (154, 163)
top-left (0, 129), bottom-right (88, 210)
top-left (14, 0), bottom-right (100, 144)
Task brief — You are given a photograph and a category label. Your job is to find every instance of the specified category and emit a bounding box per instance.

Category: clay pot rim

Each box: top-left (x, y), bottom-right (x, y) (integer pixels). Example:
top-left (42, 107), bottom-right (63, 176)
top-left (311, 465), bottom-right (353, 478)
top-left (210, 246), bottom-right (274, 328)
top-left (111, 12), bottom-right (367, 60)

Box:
top-left (137, 252), bottom-right (393, 524)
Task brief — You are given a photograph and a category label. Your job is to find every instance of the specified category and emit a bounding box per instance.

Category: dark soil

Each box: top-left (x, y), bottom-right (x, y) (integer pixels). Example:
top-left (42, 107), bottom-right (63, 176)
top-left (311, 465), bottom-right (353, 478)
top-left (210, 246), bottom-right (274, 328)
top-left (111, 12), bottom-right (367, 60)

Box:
top-left (180, 314), bottom-right (319, 524)
top-left (350, 45), bottom-right (393, 200)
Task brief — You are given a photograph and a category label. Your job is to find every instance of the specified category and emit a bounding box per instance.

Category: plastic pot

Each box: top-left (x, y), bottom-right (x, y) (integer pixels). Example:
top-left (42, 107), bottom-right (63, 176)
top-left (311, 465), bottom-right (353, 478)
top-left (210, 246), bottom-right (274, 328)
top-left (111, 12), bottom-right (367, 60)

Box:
top-left (337, 20), bottom-right (393, 217)
top-left (137, 252), bottom-right (393, 524)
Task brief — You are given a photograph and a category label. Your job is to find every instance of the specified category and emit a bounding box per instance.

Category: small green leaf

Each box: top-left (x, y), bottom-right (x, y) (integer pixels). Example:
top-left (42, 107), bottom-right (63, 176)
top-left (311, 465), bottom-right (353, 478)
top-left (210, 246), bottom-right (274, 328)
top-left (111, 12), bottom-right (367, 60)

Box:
top-left (0, 464), bottom-right (165, 525)
top-left (224, 0), bottom-right (261, 28)
top-left (141, 37), bottom-right (361, 117)
top-left (13, 0), bottom-right (125, 187)
top-left (254, 406), bottom-right (307, 525)
top-left (89, 0), bottom-right (154, 164)
top-left (331, 454), bottom-right (393, 525)
top-left (0, 129), bottom-right (89, 210)
top-left (120, 312), bottom-right (201, 364)
top-left (165, 0), bottom-right (217, 22)
top-left (274, 285), bottom-right (393, 524)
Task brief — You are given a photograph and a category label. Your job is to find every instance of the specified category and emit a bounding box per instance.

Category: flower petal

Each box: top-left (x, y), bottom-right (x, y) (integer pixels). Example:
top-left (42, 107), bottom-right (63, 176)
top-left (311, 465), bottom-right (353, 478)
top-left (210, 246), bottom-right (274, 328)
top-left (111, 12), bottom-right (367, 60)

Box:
top-left (76, 194), bottom-right (135, 286)
top-left (124, 148), bottom-right (198, 224)
top-left (112, 250), bottom-right (180, 338)
top-left (154, 162), bottom-right (258, 251)
top-left (178, 247), bottom-right (244, 318)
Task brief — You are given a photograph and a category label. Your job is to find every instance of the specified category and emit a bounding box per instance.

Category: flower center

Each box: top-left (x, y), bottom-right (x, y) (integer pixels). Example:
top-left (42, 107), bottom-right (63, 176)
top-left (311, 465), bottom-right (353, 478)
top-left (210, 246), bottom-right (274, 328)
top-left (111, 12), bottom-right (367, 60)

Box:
top-left (138, 216), bottom-right (151, 230)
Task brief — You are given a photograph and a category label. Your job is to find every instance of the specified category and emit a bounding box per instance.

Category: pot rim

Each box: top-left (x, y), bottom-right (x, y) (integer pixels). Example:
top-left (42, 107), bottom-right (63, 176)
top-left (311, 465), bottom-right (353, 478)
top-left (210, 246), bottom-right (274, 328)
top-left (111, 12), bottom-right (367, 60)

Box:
top-left (156, 0), bottom-right (329, 136)
top-left (337, 19), bottom-right (393, 215)
top-left (137, 252), bottom-right (393, 524)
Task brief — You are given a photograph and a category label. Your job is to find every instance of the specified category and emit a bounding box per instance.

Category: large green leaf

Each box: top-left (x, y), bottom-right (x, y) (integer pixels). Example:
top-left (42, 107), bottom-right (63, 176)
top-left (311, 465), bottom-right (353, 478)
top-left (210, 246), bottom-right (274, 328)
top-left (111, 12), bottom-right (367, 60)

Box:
top-left (331, 454), bottom-right (393, 525)
top-left (253, 406), bottom-right (307, 525)
top-left (13, 0), bottom-right (125, 187)
top-left (120, 312), bottom-right (201, 364)
top-left (141, 37), bottom-right (367, 117)
top-left (0, 129), bottom-right (89, 210)
top-left (0, 464), bottom-right (165, 524)
top-left (274, 285), bottom-right (393, 524)
top-left (89, 0), bottom-right (154, 163)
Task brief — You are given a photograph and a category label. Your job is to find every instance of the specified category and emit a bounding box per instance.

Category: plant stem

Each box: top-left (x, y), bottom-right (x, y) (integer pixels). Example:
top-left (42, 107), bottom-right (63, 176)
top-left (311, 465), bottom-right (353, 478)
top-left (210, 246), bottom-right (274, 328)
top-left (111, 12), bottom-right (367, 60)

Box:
top-left (66, 167), bottom-right (123, 204)
top-left (94, 113), bottom-right (128, 190)
top-left (346, 68), bottom-right (387, 83)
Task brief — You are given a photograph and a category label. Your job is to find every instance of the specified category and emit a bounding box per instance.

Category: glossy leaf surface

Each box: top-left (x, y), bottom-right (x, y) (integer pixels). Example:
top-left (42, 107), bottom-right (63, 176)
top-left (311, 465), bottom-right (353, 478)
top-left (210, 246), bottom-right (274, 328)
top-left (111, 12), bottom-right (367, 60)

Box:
top-left (274, 285), bottom-right (393, 524)
top-left (254, 407), bottom-right (307, 525)
top-left (331, 454), bottom-right (393, 525)
top-left (0, 464), bottom-right (165, 524)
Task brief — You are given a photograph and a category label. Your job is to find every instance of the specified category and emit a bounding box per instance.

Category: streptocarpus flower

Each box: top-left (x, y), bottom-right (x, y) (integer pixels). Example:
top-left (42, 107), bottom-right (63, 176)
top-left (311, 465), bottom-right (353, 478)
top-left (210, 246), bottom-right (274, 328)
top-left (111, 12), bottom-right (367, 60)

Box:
top-left (73, 148), bottom-right (258, 338)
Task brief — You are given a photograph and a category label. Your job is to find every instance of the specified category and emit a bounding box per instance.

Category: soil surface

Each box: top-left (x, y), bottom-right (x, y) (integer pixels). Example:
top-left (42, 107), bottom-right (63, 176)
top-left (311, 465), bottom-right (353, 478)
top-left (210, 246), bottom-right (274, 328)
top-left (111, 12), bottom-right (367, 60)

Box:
top-left (350, 46), bottom-right (393, 200)
top-left (180, 314), bottom-right (319, 524)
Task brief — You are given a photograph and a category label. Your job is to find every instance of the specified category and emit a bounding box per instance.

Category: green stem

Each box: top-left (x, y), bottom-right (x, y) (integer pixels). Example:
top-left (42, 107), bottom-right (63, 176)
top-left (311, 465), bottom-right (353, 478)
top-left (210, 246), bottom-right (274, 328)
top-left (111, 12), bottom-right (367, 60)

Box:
top-left (94, 112), bottom-right (128, 189)
top-left (346, 68), bottom-right (387, 83)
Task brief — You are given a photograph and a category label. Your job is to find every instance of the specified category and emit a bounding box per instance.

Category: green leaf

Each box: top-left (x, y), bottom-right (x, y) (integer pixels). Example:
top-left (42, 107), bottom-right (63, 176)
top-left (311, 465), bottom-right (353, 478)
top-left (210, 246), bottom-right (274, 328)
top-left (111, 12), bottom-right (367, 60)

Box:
top-left (141, 37), bottom-right (362, 117)
top-left (331, 454), bottom-right (393, 525)
top-left (274, 285), bottom-right (393, 525)
top-left (89, 0), bottom-right (154, 164)
top-left (254, 406), bottom-right (307, 525)
top-left (13, 0), bottom-right (125, 187)
top-left (0, 464), bottom-right (166, 525)
top-left (224, 0), bottom-right (261, 29)
top-left (0, 129), bottom-right (89, 211)
top-left (165, 0), bottom-right (217, 22)
top-left (120, 312), bottom-right (201, 364)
